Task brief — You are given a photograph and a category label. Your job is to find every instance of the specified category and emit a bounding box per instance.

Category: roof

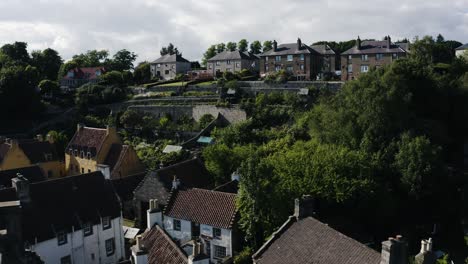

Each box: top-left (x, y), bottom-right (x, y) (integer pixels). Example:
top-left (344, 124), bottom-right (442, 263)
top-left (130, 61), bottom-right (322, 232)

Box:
top-left (260, 42), bottom-right (320, 57)
top-left (123, 226), bottom-right (141, 239)
top-left (252, 216), bottom-right (381, 264)
top-left (0, 187), bottom-right (17, 202)
top-left (111, 172), bottom-right (146, 201)
top-left (310, 44), bottom-right (336, 55)
top-left (62, 67), bottom-right (105, 80)
top-left (142, 224), bottom-right (188, 264)
top-left (0, 166), bottom-right (46, 188)
top-left (456, 43), bottom-right (468, 50)
top-left (163, 145), bottom-right (183, 154)
top-left (196, 136), bottom-right (213, 144)
top-left (164, 188), bottom-right (237, 229)
top-left (342, 40), bottom-right (407, 55)
top-left (151, 54), bottom-right (190, 64)
top-left (134, 158), bottom-right (212, 204)
top-left (207, 50), bottom-right (258, 61)
top-left (212, 180), bottom-right (238, 194)
top-left (21, 171), bottom-right (121, 243)
top-left (67, 126), bottom-right (108, 157)
top-left (18, 140), bottom-right (60, 163)
top-left (0, 143), bottom-right (10, 163)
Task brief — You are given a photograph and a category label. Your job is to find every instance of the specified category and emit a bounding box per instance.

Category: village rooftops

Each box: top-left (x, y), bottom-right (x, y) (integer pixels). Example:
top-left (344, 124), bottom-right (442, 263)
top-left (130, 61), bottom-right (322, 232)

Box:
top-left (164, 188), bottom-right (237, 229)
top-left (0, 166), bottom-right (45, 188)
top-left (259, 42), bottom-right (320, 56)
top-left (0, 139), bottom-right (60, 164)
top-left (151, 54), bottom-right (190, 64)
top-left (342, 39), bottom-right (407, 55)
top-left (310, 44), bottom-right (336, 55)
top-left (141, 224), bottom-right (188, 264)
top-left (207, 50), bottom-right (259, 61)
top-left (61, 67), bottom-right (105, 80)
top-left (66, 125), bottom-right (111, 156)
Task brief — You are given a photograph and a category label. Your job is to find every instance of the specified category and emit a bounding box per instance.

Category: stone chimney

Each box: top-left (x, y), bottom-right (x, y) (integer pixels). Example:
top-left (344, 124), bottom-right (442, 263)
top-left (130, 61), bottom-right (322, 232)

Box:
top-left (231, 170), bottom-right (240, 181)
top-left (172, 175), bottom-right (180, 190)
top-left (380, 235), bottom-right (408, 264)
top-left (415, 238), bottom-right (437, 264)
top-left (357, 36), bottom-right (362, 50)
top-left (294, 195), bottom-right (315, 219)
top-left (131, 235), bottom-right (148, 264)
top-left (147, 199), bottom-right (163, 228)
top-left (36, 134), bottom-right (43, 142)
top-left (273, 40), bottom-right (278, 52)
top-left (188, 241), bottom-right (210, 264)
top-left (12, 174), bottom-right (30, 204)
top-left (106, 124), bottom-right (117, 137)
top-left (387, 35), bottom-right (392, 49)
top-left (96, 164), bottom-right (110, 179)
top-left (77, 123), bottom-right (84, 131)
top-left (297, 38), bottom-right (302, 50)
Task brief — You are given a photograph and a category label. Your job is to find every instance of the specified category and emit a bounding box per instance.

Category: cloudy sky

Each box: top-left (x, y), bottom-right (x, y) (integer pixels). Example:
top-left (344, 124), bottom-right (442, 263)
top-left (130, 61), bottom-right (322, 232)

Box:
top-left (0, 0), bottom-right (467, 62)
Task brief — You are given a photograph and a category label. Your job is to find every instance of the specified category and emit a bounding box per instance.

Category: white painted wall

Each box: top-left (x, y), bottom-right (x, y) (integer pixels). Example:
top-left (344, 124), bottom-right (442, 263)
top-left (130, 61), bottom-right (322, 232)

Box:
top-left (200, 224), bottom-right (232, 262)
top-left (163, 216), bottom-right (192, 243)
top-left (456, 49), bottom-right (467, 58)
top-left (32, 217), bottom-right (125, 264)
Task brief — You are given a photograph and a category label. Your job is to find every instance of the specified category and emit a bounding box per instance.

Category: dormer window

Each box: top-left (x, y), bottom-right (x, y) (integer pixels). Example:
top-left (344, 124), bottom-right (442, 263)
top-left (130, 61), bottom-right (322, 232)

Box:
top-left (87, 152), bottom-right (92, 159)
top-left (83, 222), bottom-right (93, 236)
top-left (57, 231), bottom-right (67, 245)
top-left (80, 151), bottom-right (85, 159)
top-left (67, 71), bottom-right (74, 78)
top-left (73, 150), bottom-right (78, 157)
top-left (227, 60), bottom-right (231, 65)
top-left (44, 153), bottom-right (53, 161)
top-left (102, 216), bottom-right (111, 230)
top-left (216, 61), bottom-right (220, 66)
top-left (95, 70), bottom-right (101, 76)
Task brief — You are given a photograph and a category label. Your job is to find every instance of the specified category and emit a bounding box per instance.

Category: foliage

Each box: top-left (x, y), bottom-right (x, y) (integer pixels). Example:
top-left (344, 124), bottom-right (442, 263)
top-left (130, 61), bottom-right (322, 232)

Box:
top-left (72, 50), bottom-right (109, 67)
top-left (199, 114), bottom-right (215, 128)
top-left (46, 130), bottom-right (69, 159)
top-left (109, 49), bottom-right (137, 71)
top-left (233, 247), bottom-right (253, 264)
top-left (238, 39), bottom-right (249, 52)
top-left (160, 43), bottom-right (180, 56)
top-left (202, 45), bottom-right (217, 66)
top-left (262, 41), bottom-right (273, 52)
top-left (226, 42), bottom-right (237, 51)
top-left (120, 109), bottom-right (144, 129)
top-left (31, 48), bottom-right (63, 80)
top-left (98, 70), bottom-right (127, 86)
top-left (216, 43), bottom-right (226, 53)
top-left (38, 79), bottom-right (60, 96)
top-left (0, 42), bottom-right (30, 65)
top-left (249, 41), bottom-right (262, 54)
top-left (75, 83), bottom-right (128, 107)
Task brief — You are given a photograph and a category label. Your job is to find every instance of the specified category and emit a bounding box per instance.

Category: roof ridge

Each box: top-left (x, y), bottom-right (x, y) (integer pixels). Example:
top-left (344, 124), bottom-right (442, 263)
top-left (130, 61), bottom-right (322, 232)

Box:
top-left (191, 187), bottom-right (237, 196)
top-left (252, 216), bottom-right (297, 259)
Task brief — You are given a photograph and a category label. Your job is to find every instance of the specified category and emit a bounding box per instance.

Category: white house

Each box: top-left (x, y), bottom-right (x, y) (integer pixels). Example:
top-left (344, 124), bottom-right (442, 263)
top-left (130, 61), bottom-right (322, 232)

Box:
top-left (456, 43), bottom-right (468, 58)
top-left (149, 54), bottom-right (191, 80)
top-left (0, 172), bottom-right (125, 264)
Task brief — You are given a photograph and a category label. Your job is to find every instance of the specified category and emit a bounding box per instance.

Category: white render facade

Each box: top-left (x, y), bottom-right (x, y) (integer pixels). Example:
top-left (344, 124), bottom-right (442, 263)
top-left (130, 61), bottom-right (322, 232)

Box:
top-left (31, 217), bottom-right (125, 264)
top-left (150, 61), bottom-right (191, 80)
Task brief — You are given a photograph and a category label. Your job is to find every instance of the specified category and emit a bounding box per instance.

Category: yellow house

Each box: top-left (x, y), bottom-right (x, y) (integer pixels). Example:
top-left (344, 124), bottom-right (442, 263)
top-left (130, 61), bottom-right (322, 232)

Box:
top-left (0, 137), bottom-right (65, 179)
top-left (65, 124), bottom-right (145, 179)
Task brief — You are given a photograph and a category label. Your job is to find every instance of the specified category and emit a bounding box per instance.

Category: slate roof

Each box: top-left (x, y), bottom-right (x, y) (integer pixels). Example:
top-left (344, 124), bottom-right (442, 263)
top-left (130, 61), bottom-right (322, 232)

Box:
top-left (111, 172), bottom-right (146, 201)
top-left (342, 40), bottom-right (407, 55)
top-left (252, 216), bottom-right (381, 264)
top-left (142, 224), bottom-right (188, 264)
top-left (164, 188), bottom-right (237, 229)
top-left (207, 50), bottom-right (259, 61)
top-left (21, 171), bottom-right (121, 243)
top-left (456, 43), bottom-right (468, 50)
top-left (260, 43), bottom-right (320, 56)
top-left (133, 158), bottom-right (212, 205)
top-left (0, 166), bottom-right (46, 188)
top-left (151, 54), bottom-right (190, 64)
top-left (18, 140), bottom-right (60, 163)
top-left (67, 126), bottom-right (108, 157)
top-left (310, 44), bottom-right (336, 55)
top-left (212, 180), bottom-right (238, 194)
top-left (62, 67), bottom-right (106, 80)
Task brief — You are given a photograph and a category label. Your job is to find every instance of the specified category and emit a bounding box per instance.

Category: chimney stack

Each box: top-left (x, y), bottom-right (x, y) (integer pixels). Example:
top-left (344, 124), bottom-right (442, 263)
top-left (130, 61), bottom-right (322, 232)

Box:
top-left (12, 174), bottom-right (30, 204)
top-left (387, 35), bottom-right (392, 49)
top-left (380, 235), bottom-right (408, 264)
top-left (36, 134), bottom-right (43, 142)
top-left (106, 125), bottom-right (117, 136)
top-left (297, 38), bottom-right (302, 50)
top-left (188, 241), bottom-right (210, 264)
top-left (231, 170), bottom-right (240, 181)
top-left (77, 123), bottom-right (84, 131)
top-left (131, 235), bottom-right (148, 264)
top-left (273, 40), bottom-right (278, 52)
top-left (415, 238), bottom-right (437, 264)
top-left (294, 195), bottom-right (315, 219)
top-left (147, 199), bottom-right (163, 228)
top-left (357, 36), bottom-right (362, 50)
top-left (172, 176), bottom-right (180, 190)
top-left (46, 134), bottom-right (55, 144)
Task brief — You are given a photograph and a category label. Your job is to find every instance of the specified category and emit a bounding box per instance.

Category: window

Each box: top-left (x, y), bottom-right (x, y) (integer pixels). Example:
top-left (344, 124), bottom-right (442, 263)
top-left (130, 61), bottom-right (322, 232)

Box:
top-left (45, 153), bottom-right (53, 161)
top-left (275, 65), bottom-right (281, 72)
top-left (300, 54), bottom-right (305, 61)
top-left (361, 65), bottom-right (369, 73)
top-left (227, 60), bottom-right (231, 65)
top-left (173, 219), bottom-right (181, 231)
top-left (392, 53), bottom-right (398, 59)
top-left (88, 169), bottom-right (91, 173)
top-left (216, 61), bottom-right (220, 66)
top-left (361, 54), bottom-right (368, 61)
top-left (105, 238), bottom-right (115, 256)
top-left (265, 57), bottom-right (269, 62)
top-left (235, 62), bottom-right (240, 68)
top-left (265, 65), bottom-right (269, 71)
top-left (376, 53), bottom-right (383, 60)
top-left (347, 64), bottom-right (353, 73)
top-left (81, 168), bottom-right (84, 174)
top-left (61, 255), bottom-right (71, 264)
top-left (57, 232), bottom-right (67, 245)
top-left (214, 245), bottom-right (227, 259)
top-left (80, 151), bottom-right (84, 159)
top-left (213, 227), bottom-right (222, 239)
top-left (206, 241), bottom-right (211, 257)
top-left (275, 56), bottom-right (281, 62)
top-left (102, 216), bottom-right (111, 230)
top-left (83, 222), bottom-right (93, 236)
top-left (286, 66), bottom-right (293, 72)
top-left (157, 64), bottom-right (161, 68)
top-left (348, 55), bottom-right (352, 60)
top-left (87, 152), bottom-right (91, 159)
top-left (208, 64), bottom-right (212, 69)
top-left (73, 150), bottom-right (78, 156)
top-left (165, 70), bottom-right (169, 75)
top-left (287, 55), bottom-right (293, 61)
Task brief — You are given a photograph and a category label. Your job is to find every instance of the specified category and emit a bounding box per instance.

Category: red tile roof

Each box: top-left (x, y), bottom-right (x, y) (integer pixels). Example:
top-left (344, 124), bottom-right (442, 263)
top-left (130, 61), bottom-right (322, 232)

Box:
top-left (142, 225), bottom-right (188, 264)
top-left (164, 188), bottom-right (237, 229)
top-left (67, 127), bottom-right (107, 155)
top-left (253, 216), bottom-right (381, 264)
top-left (62, 67), bottom-right (105, 80)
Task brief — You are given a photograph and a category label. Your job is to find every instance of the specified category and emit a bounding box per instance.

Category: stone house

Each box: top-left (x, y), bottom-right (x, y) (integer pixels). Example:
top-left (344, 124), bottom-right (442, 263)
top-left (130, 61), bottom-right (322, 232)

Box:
top-left (65, 124), bottom-right (145, 179)
top-left (207, 50), bottom-right (259, 76)
top-left (0, 137), bottom-right (64, 179)
top-left (60, 67), bottom-right (105, 91)
top-left (310, 44), bottom-right (337, 78)
top-left (456, 43), bottom-right (468, 58)
top-left (150, 54), bottom-right (191, 80)
top-left (259, 38), bottom-right (321, 80)
top-left (0, 171), bottom-right (125, 264)
top-left (340, 36), bottom-right (408, 81)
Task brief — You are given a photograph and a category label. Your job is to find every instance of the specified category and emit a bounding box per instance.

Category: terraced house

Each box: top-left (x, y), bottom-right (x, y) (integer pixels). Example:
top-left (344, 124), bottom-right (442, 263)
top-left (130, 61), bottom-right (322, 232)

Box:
top-left (150, 54), bottom-right (191, 80)
top-left (310, 44), bottom-right (338, 77)
top-left (341, 36), bottom-right (408, 81)
top-left (207, 50), bottom-right (259, 76)
top-left (259, 38), bottom-right (321, 80)
top-left (65, 124), bottom-right (145, 179)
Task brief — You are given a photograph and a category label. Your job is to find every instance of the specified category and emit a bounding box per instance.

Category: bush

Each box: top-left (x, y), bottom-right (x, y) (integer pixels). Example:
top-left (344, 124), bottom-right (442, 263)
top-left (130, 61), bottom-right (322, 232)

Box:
top-left (233, 247), bottom-right (253, 264)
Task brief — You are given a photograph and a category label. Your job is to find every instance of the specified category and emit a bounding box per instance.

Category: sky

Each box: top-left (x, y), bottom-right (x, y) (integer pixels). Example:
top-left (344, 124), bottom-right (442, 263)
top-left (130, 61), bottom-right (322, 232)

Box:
top-left (0, 0), bottom-right (467, 63)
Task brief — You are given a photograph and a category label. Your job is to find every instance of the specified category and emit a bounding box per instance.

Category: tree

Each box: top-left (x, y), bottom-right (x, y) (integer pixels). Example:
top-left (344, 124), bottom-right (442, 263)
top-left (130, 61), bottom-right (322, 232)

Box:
top-left (120, 109), bottom-right (144, 129)
top-left (216, 43), bottom-right (226, 53)
top-left (238, 39), bottom-right (249, 52)
top-left (38, 79), bottom-right (60, 96)
top-left (72, 50), bottom-right (109, 67)
top-left (226, 42), bottom-right (237, 51)
top-left (31, 48), bottom-right (63, 80)
top-left (98, 71), bottom-right (125, 86)
top-left (249, 40), bottom-right (262, 54)
top-left (202, 45), bottom-right (217, 66)
top-left (57, 60), bottom-right (79, 78)
top-left (262, 41), bottom-right (273, 52)
top-left (110, 49), bottom-right (137, 71)
top-left (436, 33), bottom-right (445, 43)
top-left (160, 43), bottom-right (180, 56)
top-left (0, 42), bottom-right (30, 64)
top-left (47, 130), bottom-right (68, 158)
top-left (133, 62), bottom-right (151, 84)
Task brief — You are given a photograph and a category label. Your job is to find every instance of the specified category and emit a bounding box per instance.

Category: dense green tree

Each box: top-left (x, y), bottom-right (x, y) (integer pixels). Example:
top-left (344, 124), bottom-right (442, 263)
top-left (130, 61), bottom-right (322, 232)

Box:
top-left (160, 43), bottom-right (180, 56)
top-left (120, 109), bottom-right (144, 129)
top-left (238, 39), bottom-right (249, 52)
top-left (249, 40), bottom-right (262, 54)
top-left (202, 45), bottom-right (217, 66)
top-left (0, 42), bottom-right (30, 65)
top-left (72, 50), bottom-right (109, 67)
top-left (75, 83), bottom-right (128, 107)
top-left (38, 79), bottom-right (60, 96)
top-left (133, 62), bottom-right (151, 84)
top-left (262, 40), bottom-right (273, 52)
top-left (31, 48), bottom-right (63, 80)
top-left (110, 49), bottom-right (137, 71)
top-left (58, 60), bottom-right (79, 78)
top-left (46, 130), bottom-right (68, 159)
top-left (226, 42), bottom-right (237, 51)
top-left (98, 70), bottom-right (126, 86)
top-left (216, 43), bottom-right (226, 53)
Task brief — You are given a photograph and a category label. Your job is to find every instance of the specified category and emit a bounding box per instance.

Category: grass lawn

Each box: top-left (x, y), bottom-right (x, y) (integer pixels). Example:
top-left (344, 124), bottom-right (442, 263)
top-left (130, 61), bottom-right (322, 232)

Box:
top-left (123, 218), bottom-right (135, 227)
top-left (196, 81), bottom-right (217, 87)
top-left (157, 81), bottom-right (186, 87)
